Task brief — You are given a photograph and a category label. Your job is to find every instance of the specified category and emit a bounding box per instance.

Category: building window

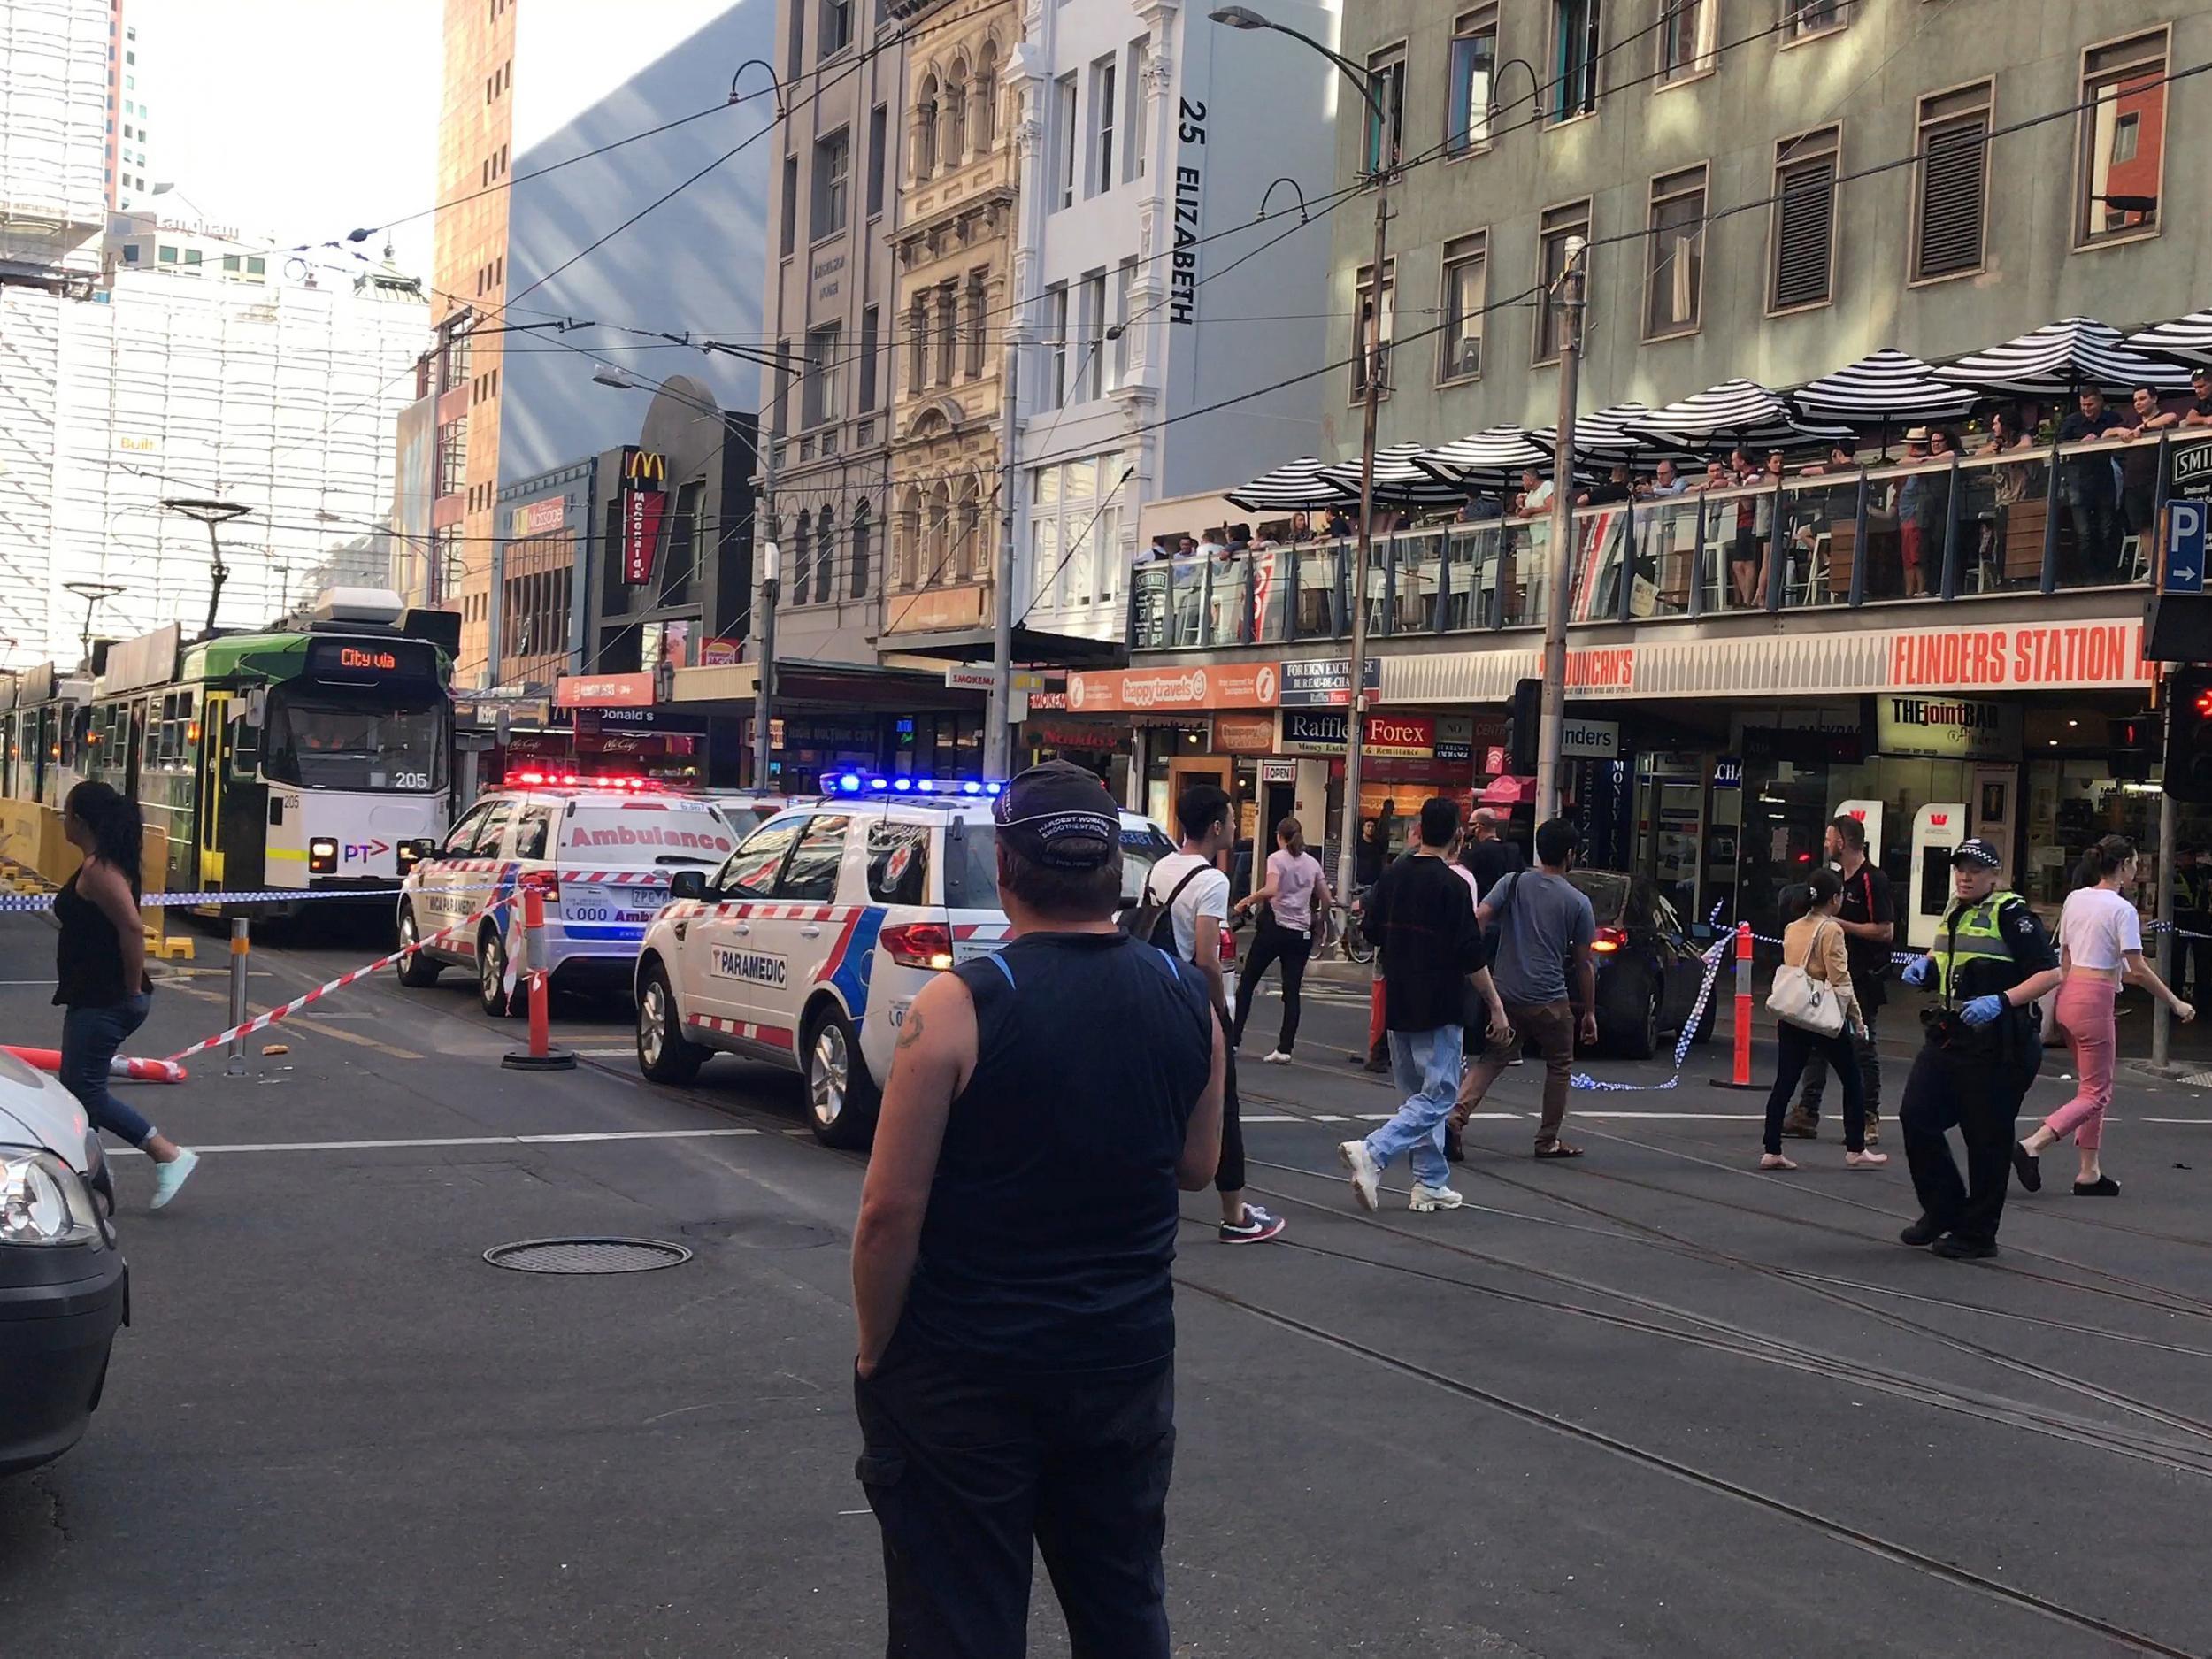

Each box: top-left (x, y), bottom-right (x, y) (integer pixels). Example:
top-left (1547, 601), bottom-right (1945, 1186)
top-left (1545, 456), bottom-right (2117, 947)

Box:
top-left (907, 296), bottom-right (928, 394)
top-left (1548, 0), bottom-right (1601, 122)
top-left (1913, 81), bottom-right (1992, 281)
top-left (850, 501), bottom-right (872, 598)
top-left (1121, 39), bottom-right (1150, 182)
top-left (821, 0), bottom-right (851, 57)
top-left (1079, 269), bottom-right (1107, 401)
top-left (790, 512), bottom-right (813, 606)
top-left (181, 246), bottom-right (201, 268)
top-left (1785, 0), bottom-right (1847, 42)
top-left (773, 340), bottom-right (794, 434)
top-left (1087, 55), bottom-right (1118, 196)
top-left (866, 103), bottom-right (887, 217)
top-left (1053, 73), bottom-right (1078, 209)
top-left (803, 323), bottom-right (843, 427)
top-left (1534, 200), bottom-right (1590, 362)
top-left (1644, 164), bottom-right (1705, 338)
top-left (1659, 0), bottom-right (1716, 82)
top-left (1045, 283), bottom-right (1070, 410)
top-left (1437, 233), bottom-right (1486, 382)
top-left (812, 127), bottom-right (850, 239)
top-left (1363, 47), bottom-right (1406, 172)
top-left (122, 244), bottom-right (140, 263)
top-left (1769, 124), bottom-right (1839, 311)
top-left (1351, 259), bottom-right (1394, 401)
top-left (222, 253), bottom-right (240, 273)
top-left (157, 243), bottom-right (176, 263)
top-left (859, 304), bottom-right (880, 412)
top-left (941, 58), bottom-right (968, 165)
top-left (963, 273), bottom-right (987, 380)
top-left (814, 507), bottom-right (835, 604)
top-left (914, 74), bottom-right (939, 179)
top-left (935, 282), bottom-right (959, 384)
top-left (1110, 257), bottom-right (1137, 388)
top-left (973, 41), bottom-right (998, 150)
top-left (246, 256), bottom-right (264, 277)
top-left (1446, 9), bottom-right (1496, 155)
top-left (780, 154), bottom-right (798, 256)
top-left (2077, 31), bottom-right (2165, 244)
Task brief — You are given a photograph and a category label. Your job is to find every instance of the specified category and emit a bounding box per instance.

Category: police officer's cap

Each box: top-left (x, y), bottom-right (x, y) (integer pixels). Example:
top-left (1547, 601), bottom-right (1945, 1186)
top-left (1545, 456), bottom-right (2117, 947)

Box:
top-left (1950, 838), bottom-right (2001, 871)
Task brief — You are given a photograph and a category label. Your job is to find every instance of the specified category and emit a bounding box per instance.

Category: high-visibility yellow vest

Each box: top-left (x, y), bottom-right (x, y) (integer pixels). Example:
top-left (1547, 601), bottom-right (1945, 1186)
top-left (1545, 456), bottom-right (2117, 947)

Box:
top-left (1932, 889), bottom-right (2018, 1002)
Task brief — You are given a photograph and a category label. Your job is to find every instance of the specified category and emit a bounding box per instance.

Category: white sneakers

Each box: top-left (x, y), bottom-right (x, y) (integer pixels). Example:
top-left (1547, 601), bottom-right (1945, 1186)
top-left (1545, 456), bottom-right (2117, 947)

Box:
top-left (1263, 1050), bottom-right (1293, 1064)
top-left (1409, 1183), bottom-right (1464, 1212)
top-left (1338, 1140), bottom-right (1381, 1210)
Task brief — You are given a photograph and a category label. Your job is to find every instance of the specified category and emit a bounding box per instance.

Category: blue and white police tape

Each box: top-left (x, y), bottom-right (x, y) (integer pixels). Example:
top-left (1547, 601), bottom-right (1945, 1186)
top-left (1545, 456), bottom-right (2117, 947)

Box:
top-left (1566, 933), bottom-right (1731, 1094)
top-left (0, 883), bottom-right (511, 912)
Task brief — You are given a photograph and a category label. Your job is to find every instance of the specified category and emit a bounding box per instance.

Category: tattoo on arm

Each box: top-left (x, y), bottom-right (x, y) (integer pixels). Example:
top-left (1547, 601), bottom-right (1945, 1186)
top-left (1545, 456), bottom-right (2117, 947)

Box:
top-left (895, 1008), bottom-right (925, 1050)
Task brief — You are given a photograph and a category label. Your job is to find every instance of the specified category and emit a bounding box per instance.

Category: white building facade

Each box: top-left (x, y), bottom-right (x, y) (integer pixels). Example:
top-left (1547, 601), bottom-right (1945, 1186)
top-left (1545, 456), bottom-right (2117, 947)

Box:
top-left (0, 0), bottom-right (111, 283)
top-left (1003, 0), bottom-right (1340, 648)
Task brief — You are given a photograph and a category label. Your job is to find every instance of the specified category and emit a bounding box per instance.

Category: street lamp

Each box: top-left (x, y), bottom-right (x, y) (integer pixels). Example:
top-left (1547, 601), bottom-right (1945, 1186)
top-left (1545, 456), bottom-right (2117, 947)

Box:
top-left (1211, 6), bottom-right (1392, 911)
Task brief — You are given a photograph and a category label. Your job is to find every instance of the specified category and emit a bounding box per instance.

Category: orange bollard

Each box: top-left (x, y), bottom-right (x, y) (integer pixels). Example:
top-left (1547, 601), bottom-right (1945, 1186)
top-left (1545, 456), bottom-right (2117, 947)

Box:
top-left (501, 884), bottom-right (576, 1072)
top-left (1712, 921), bottom-right (1759, 1090)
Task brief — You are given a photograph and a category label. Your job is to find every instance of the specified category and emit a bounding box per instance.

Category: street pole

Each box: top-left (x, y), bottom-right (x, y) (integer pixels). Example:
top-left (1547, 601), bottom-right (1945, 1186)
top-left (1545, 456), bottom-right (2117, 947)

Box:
top-left (2156, 761), bottom-right (2177, 1069)
top-left (1333, 179), bottom-right (1389, 908)
top-left (1535, 237), bottom-right (1586, 824)
top-left (986, 346), bottom-right (1022, 777)
top-left (751, 422), bottom-right (780, 793)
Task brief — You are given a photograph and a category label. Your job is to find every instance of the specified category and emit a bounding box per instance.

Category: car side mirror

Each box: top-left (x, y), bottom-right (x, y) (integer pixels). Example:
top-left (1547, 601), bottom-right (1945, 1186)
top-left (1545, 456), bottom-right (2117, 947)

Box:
top-left (669, 870), bottom-right (707, 902)
top-left (1688, 923), bottom-right (1715, 942)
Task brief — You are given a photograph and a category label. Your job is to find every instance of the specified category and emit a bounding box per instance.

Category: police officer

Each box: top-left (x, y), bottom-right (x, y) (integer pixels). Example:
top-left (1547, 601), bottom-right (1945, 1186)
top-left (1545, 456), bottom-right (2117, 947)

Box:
top-left (1894, 839), bottom-right (2063, 1260)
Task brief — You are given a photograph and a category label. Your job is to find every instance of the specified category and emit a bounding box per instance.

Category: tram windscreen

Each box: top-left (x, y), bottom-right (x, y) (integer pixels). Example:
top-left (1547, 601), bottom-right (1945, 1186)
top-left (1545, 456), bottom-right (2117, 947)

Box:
top-left (260, 685), bottom-right (449, 791)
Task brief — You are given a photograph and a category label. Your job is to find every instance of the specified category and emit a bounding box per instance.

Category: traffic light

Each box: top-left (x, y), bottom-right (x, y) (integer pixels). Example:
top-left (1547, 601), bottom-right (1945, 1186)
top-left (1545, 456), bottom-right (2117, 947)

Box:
top-left (2108, 714), bottom-right (2154, 782)
top-left (1508, 677), bottom-right (1542, 775)
top-left (2162, 665), bottom-right (2212, 803)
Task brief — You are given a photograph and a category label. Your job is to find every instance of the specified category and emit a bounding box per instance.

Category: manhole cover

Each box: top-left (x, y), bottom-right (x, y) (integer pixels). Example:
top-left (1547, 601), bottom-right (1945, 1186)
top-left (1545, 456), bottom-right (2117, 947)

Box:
top-left (483, 1237), bottom-right (693, 1274)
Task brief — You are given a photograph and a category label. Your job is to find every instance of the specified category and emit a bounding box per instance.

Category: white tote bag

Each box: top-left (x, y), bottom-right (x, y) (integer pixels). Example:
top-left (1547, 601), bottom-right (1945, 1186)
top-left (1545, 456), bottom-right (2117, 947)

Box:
top-left (1766, 919), bottom-right (1846, 1037)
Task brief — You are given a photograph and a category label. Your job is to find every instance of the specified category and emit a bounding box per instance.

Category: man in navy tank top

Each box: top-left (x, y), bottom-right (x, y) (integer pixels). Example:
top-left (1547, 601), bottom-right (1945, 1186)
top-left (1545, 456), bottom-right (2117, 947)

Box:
top-left (851, 760), bottom-right (1225, 1657)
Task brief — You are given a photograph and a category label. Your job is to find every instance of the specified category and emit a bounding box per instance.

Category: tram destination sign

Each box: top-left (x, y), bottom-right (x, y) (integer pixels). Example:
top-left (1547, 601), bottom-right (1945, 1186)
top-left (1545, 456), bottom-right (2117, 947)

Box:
top-left (306, 637), bottom-right (440, 682)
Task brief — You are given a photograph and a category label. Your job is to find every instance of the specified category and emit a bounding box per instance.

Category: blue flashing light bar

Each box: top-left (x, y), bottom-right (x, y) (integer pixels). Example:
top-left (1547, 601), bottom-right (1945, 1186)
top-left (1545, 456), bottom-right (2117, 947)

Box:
top-left (827, 772), bottom-right (1007, 799)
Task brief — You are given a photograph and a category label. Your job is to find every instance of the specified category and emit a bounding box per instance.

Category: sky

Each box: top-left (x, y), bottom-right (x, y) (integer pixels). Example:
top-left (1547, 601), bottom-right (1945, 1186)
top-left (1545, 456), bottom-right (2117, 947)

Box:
top-left (128, 0), bottom-right (443, 279)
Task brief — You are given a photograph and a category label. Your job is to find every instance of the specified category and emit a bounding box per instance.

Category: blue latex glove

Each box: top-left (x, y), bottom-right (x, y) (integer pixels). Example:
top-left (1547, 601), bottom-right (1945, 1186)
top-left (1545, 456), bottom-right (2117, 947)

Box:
top-left (1901, 955), bottom-right (1933, 988)
top-left (1960, 994), bottom-right (2007, 1027)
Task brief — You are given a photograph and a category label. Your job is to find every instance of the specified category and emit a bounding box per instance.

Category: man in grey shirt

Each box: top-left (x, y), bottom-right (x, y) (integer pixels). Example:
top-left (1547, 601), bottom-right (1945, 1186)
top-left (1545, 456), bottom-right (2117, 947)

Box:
top-left (1450, 818), bottom-right (1597, 1157)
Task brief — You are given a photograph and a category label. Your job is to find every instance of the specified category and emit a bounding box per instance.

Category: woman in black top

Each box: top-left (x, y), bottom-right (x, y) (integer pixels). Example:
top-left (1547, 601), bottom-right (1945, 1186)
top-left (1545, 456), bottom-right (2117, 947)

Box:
top-left (56, 781), bottom-right (199, 1209)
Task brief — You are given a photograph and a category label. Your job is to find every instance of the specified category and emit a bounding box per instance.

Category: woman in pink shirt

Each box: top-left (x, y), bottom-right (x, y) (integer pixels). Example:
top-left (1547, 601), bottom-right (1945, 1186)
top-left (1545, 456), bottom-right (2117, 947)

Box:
top-left (1232, 818), bottom-right (1331, 1062)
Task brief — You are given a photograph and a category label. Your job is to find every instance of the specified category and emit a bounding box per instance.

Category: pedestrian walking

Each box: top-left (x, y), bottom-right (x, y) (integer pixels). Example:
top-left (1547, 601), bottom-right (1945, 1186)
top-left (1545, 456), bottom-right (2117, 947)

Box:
top-left (1894, 840), bottom-right (2062, 1260)
top-left (54, 781), bottom-right (198, 1209)
top-left (850, 761), bottom-right (1225, 1659)
top-left (2171, 844), bottom-right (2211, 1007)
top-left (1145, 784), bottom-right (1285, 1244)
top-left (1757, 868), bottom-right (1886, 1171)
top-left (1339, 797), bottom-right (1503, 1214)
top-left (1784, 815), bottom-right (1894, 1145)
top-left (1451, 818), bottom-right (1598, 1159)
top-left (1230, 816), bottom-right (1330, 1062)
top-left (2013, 836), bottom-right (2193, 1197)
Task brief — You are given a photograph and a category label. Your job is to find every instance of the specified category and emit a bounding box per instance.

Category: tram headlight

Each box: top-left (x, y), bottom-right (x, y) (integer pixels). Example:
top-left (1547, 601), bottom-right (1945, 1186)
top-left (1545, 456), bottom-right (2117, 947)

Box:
top-left (309, 837), bottom-right (339, 874)
top-left (396, 839), bottom-right (432, 874)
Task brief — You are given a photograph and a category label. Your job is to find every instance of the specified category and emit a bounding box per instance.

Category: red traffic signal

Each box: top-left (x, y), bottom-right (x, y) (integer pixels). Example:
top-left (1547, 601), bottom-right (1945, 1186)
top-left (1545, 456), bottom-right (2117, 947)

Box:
top-left (2164, 665), bottom-right (2212, 804)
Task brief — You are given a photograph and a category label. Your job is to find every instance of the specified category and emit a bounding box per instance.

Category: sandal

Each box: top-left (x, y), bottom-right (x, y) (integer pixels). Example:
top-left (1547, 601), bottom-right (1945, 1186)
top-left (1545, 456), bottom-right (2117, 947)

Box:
top-left (1533, 1141), bottom-right (1585, 1160)
top-left (1759, 1152), bottom-right (1799, 1171)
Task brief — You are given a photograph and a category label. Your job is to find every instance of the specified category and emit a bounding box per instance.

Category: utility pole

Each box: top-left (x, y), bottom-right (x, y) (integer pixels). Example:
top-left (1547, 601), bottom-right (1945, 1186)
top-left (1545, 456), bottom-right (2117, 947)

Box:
top-left (2155, 723), bottom-right (2177, 1069)
top-left (1536, 237), bottom-right (1586, 824)
top-left (750, 422), bottom-right (780, 793)
top-left (1335, 182), bottom-right (1390, 906)
top-left (987, 347), bottom-right (1022, 777)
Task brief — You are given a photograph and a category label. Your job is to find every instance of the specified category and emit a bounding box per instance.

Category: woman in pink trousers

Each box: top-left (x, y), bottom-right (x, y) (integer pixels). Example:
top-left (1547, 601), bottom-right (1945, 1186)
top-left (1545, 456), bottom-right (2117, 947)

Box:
top-left (2014, 836), bottom-right (2193, 1197)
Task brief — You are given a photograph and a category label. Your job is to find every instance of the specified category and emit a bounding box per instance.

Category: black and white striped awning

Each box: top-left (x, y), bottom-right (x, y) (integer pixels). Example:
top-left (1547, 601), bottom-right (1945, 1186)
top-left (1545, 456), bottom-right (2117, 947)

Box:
top-left (1223, 457), bottom-right (1354, 514)
top-left (1624, 380), bottom-right (1855, 452)
top-left (1320, 442), bottom-right (1478, 508)
top-left (1534, 402), bottom-right (1701, 469)
top-left (1412, 426), bottom-right (1551, 488)
top-left (2126, 310), bottom-right (2212, 369)
top-left (1937, 317), bottom-right (2191, 397)
top-left (1787, 348), bottom-right (1978, 427)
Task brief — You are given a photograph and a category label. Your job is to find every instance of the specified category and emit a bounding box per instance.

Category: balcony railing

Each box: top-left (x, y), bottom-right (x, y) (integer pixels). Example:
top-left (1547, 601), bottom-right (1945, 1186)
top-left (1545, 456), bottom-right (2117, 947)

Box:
top-left (1128, 434), bottom-right (2196, 651)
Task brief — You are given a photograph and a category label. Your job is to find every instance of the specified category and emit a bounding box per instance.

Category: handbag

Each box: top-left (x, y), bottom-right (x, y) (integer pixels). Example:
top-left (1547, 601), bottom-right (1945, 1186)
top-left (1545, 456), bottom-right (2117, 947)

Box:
top-left (1767, 918), bottom-right (1847, 1036)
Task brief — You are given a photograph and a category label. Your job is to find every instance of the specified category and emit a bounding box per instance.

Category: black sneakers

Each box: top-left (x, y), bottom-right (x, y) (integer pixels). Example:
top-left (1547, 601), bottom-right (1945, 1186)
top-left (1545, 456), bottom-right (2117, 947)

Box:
top-left (1932, 1234), bottom-right (1997, 1261)
top-left (1899, 1215), bottom-right (1947, 1248)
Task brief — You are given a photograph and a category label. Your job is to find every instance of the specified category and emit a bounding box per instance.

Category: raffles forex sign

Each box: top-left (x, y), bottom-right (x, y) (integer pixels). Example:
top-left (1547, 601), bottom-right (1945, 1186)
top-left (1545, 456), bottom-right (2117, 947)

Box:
top-left (619, 449), bottom-right (669, 585)
top-left (1877, 695), bottom-right (2020, 760)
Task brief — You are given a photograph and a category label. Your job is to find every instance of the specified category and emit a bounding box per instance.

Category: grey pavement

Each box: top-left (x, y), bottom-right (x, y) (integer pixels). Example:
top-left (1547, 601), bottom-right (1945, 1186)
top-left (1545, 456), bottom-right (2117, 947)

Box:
top-left (3, 911), bottom-right (2211, 1656)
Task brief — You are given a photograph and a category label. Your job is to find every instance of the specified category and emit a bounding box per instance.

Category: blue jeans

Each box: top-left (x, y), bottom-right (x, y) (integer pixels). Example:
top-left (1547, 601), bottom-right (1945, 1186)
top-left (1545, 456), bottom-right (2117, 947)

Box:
top-left (61, 995), bottom-right (155, 1148)
top-left (1363, 1026), bottom-right (1463, 1191)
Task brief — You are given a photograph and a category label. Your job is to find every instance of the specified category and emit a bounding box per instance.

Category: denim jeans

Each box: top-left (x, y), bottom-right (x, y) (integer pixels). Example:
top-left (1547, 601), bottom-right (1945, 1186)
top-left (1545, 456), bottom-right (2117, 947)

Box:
top-left (1364, 1025), bottom-right (1463, 1191)
top-left (61, 995), bottom-right (155, 1148)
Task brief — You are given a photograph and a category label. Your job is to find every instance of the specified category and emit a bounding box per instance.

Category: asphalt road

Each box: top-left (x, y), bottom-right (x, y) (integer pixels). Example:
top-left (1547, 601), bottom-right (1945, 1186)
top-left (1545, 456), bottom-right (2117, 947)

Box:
top-left (4, 910), bottom-right (2212, 1657)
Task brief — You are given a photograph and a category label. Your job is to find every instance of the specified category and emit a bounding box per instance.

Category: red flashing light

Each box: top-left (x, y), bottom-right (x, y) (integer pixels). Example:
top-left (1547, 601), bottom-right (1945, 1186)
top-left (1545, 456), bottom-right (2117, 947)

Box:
top-left (505, 770), bottom-right (667, 791)
top-left (519, 868), bottom-right (561, 901)
top-left (881, 921), bottom-right (955, 972)
top-left (1592, 924), bottom-right (1627, 953)
top-left (2195, 689), bottom-right (2212, 718)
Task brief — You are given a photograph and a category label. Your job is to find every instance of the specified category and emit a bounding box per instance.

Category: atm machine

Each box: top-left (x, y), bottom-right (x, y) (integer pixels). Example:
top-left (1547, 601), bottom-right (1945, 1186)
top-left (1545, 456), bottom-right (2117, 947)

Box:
top-left (1907, 802), bottom-right (1969, 949)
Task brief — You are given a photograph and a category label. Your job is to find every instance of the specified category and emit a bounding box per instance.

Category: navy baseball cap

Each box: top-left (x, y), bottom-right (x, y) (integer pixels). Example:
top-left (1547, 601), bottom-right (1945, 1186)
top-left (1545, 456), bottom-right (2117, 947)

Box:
top-left (993, 761), bottom-right (1120, 868)
top-left (1951, 838), bottom-right (2002, 870)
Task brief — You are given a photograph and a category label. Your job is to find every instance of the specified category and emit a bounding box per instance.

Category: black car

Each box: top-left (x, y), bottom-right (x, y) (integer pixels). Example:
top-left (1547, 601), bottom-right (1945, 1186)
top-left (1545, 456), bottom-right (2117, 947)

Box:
top-left (1568, 871), bottom-right (1718, 1059)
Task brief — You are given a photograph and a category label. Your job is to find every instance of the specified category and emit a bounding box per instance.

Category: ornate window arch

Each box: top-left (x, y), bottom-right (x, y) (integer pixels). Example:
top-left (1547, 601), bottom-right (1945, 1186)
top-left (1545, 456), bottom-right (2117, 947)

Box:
top-left (813, 504), bottom-right (835, 605)
top-left (789, 509), bottom-right (812, 606)
top-left (926, 481), bottom-right (953, 583)
top-left (849, 498), bottom-right (872, 599)
top-left (972, 40), bottom-right (998, 150)
top-left (912, 72), bottom-right (939, 180)
top-left (941, 54), bottom-right (968, 167)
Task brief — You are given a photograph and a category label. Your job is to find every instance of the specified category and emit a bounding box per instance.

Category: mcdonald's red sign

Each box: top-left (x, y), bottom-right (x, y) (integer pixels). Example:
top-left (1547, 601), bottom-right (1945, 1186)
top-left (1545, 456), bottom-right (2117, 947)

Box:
top-left (620, 449), bottom-right (669, 585)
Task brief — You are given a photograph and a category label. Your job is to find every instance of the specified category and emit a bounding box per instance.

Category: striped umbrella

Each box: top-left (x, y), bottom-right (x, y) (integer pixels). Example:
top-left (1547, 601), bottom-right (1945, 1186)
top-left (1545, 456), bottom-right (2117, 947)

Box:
top-left (1410, 426), bottom-right (1551, 489)
top-left (1624, 379), bottom-right (1855, 453)
top-left (1936, 317), bottom-right (2190, 397)
top-left (1787, 348), bottom-right (1978, 427)
top-left (1320, 442), bottom-right (1479, 509)
top-left (2126, 309), bottom-right (2212, 369)
top-left (1536, 402), bottom-right (1704, 473)
top-left (1224, 456), bottom-right (1354, 514)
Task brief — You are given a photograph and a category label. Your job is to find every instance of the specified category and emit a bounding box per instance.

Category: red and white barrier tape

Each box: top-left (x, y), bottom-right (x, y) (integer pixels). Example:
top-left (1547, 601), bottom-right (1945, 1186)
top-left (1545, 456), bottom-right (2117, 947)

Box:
top-left (162, 897), bottom-right (503, 1064)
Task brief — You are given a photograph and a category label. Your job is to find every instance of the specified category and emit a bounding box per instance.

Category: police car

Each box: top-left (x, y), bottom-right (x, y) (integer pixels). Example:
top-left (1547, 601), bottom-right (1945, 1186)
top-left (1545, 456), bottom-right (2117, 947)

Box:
top-left (633, 774), bottom-right (1176, 1147)
top-left (394, 773), bottom-right (741, 1014)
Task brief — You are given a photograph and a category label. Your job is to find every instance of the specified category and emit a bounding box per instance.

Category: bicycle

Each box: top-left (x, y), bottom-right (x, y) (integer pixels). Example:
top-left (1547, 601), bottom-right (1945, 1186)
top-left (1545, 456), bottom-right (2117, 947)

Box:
top-left (1325, 900), bottom-right (1376, 966)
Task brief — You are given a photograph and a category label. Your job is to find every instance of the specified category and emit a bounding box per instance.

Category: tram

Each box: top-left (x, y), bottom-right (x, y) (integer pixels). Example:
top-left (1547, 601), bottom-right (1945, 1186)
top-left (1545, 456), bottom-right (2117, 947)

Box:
top-left (0, 664), bottom-right (94, 808)
top-left (27, 589), bottom-right (456, 907)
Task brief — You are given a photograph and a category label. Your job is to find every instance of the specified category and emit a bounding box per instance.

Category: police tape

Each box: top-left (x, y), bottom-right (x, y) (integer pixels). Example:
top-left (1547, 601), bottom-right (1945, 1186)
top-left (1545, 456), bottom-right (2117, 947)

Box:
top-left (162, 896), bottom-right (504, 1064)
top-left (1567, 933), bottom-right (1730, 1094)
top-left (0, 872), bottom-right (686, 913)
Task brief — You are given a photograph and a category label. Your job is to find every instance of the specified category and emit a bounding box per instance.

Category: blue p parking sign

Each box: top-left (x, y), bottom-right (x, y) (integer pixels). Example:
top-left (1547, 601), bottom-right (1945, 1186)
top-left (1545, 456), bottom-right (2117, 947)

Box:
top-left (2164, 502), bottom-right (2207, 595)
